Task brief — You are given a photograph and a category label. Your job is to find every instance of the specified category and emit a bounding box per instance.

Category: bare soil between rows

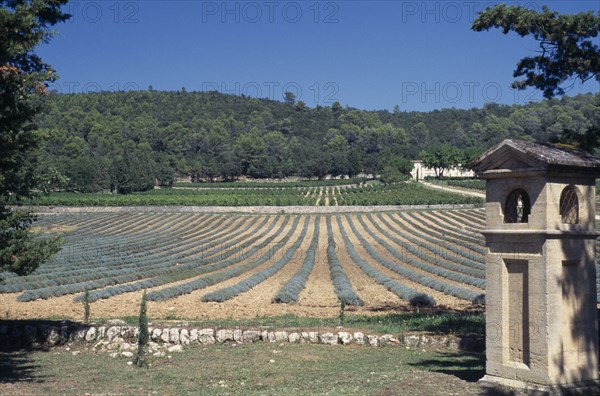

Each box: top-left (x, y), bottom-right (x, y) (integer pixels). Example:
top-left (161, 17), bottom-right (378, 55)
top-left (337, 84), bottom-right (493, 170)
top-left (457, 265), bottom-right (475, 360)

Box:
top-left (0, 291), bottom-right (484, 322)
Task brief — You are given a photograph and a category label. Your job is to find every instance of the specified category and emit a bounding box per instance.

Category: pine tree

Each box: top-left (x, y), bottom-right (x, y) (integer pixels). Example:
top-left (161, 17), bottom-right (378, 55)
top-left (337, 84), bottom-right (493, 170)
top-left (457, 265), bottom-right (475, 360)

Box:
top-left (0, 0), bottom-right (70, 275)
top-left (472, 5), bottom-right (600, 98)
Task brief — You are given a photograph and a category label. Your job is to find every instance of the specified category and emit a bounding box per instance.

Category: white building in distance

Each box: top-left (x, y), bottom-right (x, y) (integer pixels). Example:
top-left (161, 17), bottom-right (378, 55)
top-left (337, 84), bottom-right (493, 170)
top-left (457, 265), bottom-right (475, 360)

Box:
top-left (410, 160), bottom-right (475, 181)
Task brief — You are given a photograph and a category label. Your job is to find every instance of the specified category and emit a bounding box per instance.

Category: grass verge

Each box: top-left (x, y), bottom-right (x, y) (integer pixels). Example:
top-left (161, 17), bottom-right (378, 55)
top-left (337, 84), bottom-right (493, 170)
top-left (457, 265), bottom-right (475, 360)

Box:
top-left (87, 311), bottom-right (485, 337)
top-left (0, 342), bottom-right (488, 396)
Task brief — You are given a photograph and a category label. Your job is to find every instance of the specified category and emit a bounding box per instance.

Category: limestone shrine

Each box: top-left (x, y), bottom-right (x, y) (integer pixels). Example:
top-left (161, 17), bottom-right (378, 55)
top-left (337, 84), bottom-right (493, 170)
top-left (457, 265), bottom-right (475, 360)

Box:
top-left (472, 139), bottom-right (600, 392)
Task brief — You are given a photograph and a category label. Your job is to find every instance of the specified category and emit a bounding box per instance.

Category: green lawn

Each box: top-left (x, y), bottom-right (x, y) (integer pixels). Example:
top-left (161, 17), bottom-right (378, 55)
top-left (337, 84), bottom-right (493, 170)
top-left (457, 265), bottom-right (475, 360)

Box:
top-left (1, 343), bottom-right (490, 395)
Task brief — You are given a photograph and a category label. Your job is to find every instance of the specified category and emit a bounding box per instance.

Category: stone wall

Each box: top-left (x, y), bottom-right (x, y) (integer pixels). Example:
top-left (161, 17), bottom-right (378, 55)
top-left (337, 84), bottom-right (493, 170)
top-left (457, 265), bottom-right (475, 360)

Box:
top-left (0, 321), bottom-right (482, 355)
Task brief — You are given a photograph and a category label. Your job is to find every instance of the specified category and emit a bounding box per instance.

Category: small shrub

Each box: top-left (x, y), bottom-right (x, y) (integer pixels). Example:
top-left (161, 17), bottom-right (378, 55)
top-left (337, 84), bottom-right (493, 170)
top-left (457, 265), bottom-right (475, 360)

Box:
top-left (82, 289), bottom-right (90, 323)
top-left (134, 290), bottom-right (149, 368)
top-left (338, 298), bottom-right (346, 326)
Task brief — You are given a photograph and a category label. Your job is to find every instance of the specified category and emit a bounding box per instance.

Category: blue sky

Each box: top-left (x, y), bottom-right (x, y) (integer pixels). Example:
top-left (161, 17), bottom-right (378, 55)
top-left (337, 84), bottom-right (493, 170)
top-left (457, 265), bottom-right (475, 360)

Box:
top-left (38, 1), bottom-right (600, 111)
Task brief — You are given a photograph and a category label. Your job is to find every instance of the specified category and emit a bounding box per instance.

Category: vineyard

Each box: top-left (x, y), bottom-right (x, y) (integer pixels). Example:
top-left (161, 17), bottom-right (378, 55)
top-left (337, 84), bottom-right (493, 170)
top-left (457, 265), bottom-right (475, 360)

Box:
top-left (20, 182), bottom-right (482, 207)
top-left (173, 178), bottom-right (365, 189)
top-left (2, 208), bottom-right (599, 321)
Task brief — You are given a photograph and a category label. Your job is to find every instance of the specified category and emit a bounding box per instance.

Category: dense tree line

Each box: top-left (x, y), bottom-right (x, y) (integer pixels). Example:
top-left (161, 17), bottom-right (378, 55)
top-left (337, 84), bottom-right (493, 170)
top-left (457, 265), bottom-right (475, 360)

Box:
top-left (35, 90), bottom-right (599, 193)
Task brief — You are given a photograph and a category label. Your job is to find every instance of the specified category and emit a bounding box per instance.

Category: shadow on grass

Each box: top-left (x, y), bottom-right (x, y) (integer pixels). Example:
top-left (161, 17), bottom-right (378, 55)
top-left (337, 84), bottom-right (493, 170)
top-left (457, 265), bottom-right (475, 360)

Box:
top-left (411, 351), bottom-right (485, 383)
top-left (408, 352), bottom-right (523, 395)
top-left (0, 319), bottom-right (81, 385)
top-left (0, 350), bottom-right (44, 384)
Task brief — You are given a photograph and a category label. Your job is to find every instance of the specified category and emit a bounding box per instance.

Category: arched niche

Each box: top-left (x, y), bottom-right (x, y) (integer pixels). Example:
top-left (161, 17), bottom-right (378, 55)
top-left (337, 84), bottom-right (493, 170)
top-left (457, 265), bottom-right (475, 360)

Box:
top-left (504, 189), bottom-right (530, 223)
top-left (559, 185), bottom-right (579, 224)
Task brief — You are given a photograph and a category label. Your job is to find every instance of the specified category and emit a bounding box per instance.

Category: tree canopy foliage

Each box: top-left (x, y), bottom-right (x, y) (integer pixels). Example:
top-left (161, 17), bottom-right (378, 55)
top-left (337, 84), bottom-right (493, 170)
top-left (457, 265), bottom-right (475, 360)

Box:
top-left (472, 5), bottom-right (600, 98)
top-left (420, 145), bottom-right (463, 179)
top-left (1, 0), bottom-right (69, 275)
top-left (473, 5), bottom-right (599, 151)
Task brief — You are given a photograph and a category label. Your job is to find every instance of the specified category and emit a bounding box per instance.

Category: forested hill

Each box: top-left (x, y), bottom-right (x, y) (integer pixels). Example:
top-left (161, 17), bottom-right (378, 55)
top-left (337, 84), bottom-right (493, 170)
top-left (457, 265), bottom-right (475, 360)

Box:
top-left (36, 90), bottom-right (598, 192)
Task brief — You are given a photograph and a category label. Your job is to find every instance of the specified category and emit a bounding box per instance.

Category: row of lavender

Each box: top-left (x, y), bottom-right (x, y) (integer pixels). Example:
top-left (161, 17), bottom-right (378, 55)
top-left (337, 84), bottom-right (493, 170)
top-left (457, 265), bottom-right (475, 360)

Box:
top-left (0, 209), bottom-right (489, 305)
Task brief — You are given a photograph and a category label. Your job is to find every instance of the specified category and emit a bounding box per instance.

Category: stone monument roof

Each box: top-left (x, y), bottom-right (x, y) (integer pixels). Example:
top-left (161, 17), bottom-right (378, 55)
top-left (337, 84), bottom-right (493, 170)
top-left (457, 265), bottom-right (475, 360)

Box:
top-left (471, 139), bottom-right (600, 175)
